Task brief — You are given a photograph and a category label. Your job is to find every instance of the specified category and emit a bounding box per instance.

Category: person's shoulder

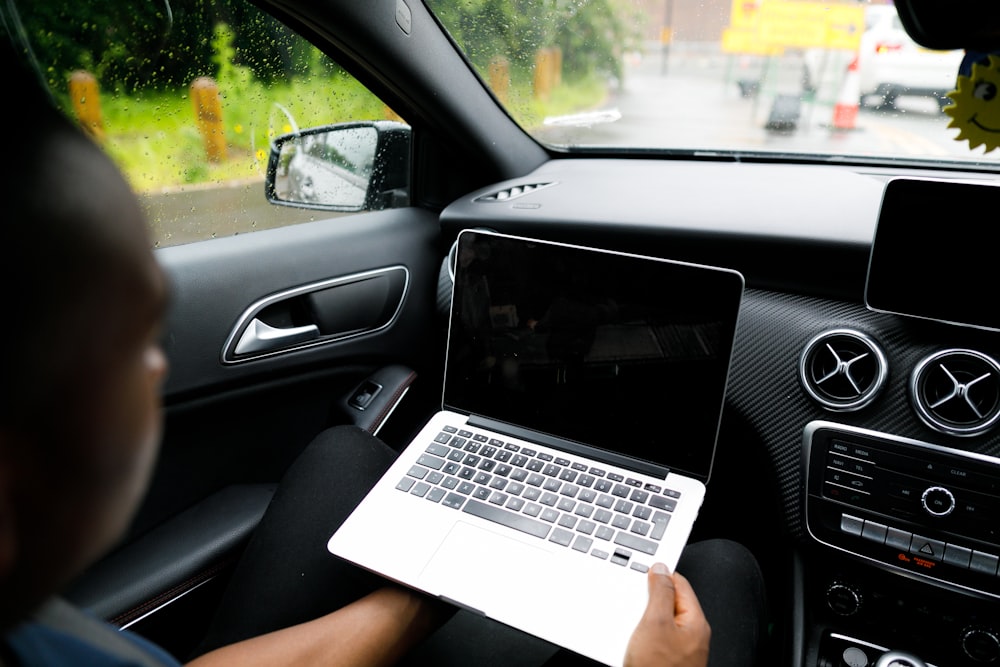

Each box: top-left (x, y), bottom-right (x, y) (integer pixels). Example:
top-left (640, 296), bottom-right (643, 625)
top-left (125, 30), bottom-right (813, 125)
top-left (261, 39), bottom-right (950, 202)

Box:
top-left (4, 599), bottom-right (181, 667)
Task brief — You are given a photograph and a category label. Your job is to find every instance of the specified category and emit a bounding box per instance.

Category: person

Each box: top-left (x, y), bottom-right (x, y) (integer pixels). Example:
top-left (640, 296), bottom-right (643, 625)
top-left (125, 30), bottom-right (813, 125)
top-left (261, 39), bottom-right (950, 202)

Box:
top-left (0, 33), bottom-right (764, 667)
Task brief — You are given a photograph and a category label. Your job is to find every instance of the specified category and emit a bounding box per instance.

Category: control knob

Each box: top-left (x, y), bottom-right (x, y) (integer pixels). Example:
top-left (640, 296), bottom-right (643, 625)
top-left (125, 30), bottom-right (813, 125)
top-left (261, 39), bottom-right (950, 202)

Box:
top-left (961, 626), bottom-right (1000, 664)
top-left (874, 650), bottom-right (926, 667)
top-left (826, 581), bottom-right (863, 617)
top-left (920, 486), bottom-right (956, 517)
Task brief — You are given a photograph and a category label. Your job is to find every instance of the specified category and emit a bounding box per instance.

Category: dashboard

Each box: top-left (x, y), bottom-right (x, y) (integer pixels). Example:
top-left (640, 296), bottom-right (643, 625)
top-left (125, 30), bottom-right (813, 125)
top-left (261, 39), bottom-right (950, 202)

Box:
top-left (440, 157), bottom-right (1000, 666)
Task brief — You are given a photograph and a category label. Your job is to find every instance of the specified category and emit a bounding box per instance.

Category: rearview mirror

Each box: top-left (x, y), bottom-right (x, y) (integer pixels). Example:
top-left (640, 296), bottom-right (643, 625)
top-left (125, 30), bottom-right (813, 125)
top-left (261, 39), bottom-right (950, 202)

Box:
top-left (265, 121), bottom-right (410, 212)
top-left (895, 0), bottom-right (1000, 51)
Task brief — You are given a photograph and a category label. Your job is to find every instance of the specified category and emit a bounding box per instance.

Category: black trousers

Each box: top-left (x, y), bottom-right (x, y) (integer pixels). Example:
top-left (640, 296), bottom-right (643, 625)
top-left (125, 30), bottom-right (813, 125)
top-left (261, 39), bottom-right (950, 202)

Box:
top-left (194, 426), bottom-right (767, 666)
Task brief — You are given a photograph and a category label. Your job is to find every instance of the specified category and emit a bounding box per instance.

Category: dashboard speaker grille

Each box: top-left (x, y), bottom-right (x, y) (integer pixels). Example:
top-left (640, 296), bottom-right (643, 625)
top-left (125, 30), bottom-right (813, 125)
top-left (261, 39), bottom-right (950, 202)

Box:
top-left (799, 329), bottom-right (887, 411)
top-left (911, 349), bottom-right (1000, 437)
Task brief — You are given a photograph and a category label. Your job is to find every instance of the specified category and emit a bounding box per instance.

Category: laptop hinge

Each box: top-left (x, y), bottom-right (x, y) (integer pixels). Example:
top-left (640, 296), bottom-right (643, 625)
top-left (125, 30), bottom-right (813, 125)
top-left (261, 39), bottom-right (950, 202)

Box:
top-left (467, 415), bottom-right (671, 479)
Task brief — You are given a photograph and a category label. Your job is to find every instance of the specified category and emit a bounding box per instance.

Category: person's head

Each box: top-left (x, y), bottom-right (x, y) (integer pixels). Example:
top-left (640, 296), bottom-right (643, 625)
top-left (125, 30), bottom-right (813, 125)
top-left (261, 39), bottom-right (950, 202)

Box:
top-left (0, 39), bottom-right (169, 630)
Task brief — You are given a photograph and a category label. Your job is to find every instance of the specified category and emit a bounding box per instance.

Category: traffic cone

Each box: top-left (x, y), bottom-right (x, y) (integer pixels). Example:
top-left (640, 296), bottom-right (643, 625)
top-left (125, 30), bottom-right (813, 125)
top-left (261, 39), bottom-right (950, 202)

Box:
top-left (832, 56), bottom-right (860, 130)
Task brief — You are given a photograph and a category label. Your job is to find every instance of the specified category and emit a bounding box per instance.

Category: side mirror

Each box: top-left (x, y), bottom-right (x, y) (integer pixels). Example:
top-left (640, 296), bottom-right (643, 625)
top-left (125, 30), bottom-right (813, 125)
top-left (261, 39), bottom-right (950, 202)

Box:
top-left (265, 121), bottom-right (410, 212)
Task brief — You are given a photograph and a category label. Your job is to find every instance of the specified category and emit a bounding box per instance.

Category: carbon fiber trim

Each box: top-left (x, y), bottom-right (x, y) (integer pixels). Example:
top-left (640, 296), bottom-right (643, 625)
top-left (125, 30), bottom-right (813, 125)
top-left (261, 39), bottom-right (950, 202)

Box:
top-left (729, 290), bottom-right (1000, 541)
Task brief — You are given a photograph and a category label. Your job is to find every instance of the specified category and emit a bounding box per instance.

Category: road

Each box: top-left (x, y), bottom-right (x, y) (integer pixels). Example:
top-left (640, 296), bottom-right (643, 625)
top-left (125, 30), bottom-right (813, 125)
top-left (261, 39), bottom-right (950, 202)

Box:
top-left (141, 178), bottom-right (335, 248)
top-left (538, 46), bottom-right (996, 162)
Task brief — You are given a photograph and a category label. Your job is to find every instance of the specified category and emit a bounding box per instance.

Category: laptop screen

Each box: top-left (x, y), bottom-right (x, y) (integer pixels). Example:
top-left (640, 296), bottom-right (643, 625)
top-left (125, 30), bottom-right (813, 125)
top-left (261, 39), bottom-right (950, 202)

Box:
top-left (443, 230), bottom-right (744, 482)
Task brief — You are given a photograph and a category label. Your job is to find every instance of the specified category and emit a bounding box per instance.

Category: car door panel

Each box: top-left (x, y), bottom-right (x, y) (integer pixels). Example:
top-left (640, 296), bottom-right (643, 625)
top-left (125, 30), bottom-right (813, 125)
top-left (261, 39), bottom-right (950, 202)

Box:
top-left (158, 207), bottom-right (443, 398)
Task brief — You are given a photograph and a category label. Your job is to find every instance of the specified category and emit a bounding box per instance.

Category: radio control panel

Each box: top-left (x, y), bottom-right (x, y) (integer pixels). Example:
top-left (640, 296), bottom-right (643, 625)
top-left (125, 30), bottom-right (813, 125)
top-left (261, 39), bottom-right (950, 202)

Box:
top-left (804, 421), bottom-right (1000, 598)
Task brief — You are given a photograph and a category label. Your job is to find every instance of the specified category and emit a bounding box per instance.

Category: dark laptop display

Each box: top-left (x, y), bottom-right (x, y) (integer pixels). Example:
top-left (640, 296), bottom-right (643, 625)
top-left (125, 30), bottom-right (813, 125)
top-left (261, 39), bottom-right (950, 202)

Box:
top-left (444, 231), bottom-right (744, 483)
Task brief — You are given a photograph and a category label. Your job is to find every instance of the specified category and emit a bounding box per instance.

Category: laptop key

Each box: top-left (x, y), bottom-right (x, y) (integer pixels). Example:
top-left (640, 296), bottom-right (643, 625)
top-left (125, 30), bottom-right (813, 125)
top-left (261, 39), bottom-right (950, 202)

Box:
top-left (651, 512), bottom-right (671, 540)
top-left (595, 526), bottom-right (615, 541)
top-left (426, 443), bottom-right (450, 456)
top-left (572, 535), bottom-right (593, 553)
top-left (650, 496), bottom-right (677, 512)
top-left (396, 477), bottom-right (415, 492)
top-left (549, 528), bottom-right (574, 547)
top-left (463, 499), bottom-right (550, 539)
top-left (417, 454), bottom-right (444, 470)
top-left (614, 532), bottom-right (659, 556)
top-left (442, 493), bottom-right (464, 509)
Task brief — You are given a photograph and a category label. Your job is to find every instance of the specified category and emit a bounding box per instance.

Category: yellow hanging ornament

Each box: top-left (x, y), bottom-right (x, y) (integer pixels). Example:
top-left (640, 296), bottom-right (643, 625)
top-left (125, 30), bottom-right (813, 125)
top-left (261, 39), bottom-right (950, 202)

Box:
top-left (945, 54), bottom-right (1000, 153)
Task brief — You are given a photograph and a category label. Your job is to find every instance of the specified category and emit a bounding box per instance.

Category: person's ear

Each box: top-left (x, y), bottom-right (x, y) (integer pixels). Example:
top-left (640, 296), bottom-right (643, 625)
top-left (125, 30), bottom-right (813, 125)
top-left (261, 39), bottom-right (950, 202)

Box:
top-left (0, 433), bottom-right (19, 581)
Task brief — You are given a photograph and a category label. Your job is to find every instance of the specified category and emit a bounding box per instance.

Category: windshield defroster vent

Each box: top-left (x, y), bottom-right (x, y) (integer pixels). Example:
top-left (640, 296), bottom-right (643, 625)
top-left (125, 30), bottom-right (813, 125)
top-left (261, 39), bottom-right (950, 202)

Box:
top-left (799, 329), bottom-right (887, 411)
top-left (911, 349), bottom-right (1000, 437)
top-left (474, 182), bottom-right (555, 202)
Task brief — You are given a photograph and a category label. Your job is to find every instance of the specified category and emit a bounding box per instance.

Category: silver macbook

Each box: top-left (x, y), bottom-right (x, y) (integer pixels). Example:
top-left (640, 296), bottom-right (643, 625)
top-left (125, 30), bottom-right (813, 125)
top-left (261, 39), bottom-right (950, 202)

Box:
top-left (328, 229), bottom-right (743, 666)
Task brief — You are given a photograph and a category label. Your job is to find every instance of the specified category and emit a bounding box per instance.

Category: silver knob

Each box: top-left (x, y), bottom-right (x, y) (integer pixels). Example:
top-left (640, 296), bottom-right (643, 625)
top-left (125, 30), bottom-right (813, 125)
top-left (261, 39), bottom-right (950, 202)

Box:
top-left (874, 650), bottom-right (927, 667)
top-left (920, 485), bottom-right (955, 517)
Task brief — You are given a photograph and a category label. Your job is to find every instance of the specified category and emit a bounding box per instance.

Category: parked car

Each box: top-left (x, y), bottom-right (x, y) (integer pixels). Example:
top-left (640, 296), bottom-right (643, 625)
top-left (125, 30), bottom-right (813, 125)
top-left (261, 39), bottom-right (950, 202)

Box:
top-left (803, 3), bottom-right (965, 110)
top-left (13, 0), bottom-right (1000, 665)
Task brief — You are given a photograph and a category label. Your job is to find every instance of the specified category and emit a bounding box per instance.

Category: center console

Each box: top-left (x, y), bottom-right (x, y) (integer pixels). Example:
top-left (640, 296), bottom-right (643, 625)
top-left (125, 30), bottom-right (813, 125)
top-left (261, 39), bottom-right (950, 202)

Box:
top-left (802, 421), bottom-right (1000, 666)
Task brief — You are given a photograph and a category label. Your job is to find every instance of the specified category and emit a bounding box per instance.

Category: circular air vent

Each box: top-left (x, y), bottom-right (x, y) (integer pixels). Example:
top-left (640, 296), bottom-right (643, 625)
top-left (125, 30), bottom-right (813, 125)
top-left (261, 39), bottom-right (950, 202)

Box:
top-left (911, 349), bottom-right (1000, 437)
top-left (800, 329), bottom-right (888, 411)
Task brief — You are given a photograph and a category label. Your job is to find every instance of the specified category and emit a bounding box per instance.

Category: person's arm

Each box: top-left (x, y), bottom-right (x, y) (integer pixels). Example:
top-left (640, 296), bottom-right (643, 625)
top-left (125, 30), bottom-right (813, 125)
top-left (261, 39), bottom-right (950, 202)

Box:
top-left (624, 563), bottom-right (711, 667)
top-left (186, 586), bottom-right (448, 667)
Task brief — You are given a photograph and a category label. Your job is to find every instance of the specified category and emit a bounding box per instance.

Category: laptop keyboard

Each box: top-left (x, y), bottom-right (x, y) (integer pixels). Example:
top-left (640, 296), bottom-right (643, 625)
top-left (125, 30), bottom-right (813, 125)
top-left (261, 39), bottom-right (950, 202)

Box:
top-left (394, 425), bottom-right (681, 574)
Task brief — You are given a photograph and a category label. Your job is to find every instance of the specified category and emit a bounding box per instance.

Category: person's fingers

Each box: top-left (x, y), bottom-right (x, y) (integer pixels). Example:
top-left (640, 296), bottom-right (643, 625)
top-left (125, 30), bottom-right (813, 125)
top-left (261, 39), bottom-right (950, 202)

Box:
top-left (641, 562), bottom-right (677, 625)
top-left (669, 571), bottom-right (705, 626)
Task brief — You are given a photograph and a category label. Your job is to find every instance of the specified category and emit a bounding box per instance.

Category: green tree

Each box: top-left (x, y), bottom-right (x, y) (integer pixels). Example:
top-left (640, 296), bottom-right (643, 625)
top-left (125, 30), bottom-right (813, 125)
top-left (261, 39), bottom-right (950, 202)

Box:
top-left (428, 0), bottom-right (642, 83)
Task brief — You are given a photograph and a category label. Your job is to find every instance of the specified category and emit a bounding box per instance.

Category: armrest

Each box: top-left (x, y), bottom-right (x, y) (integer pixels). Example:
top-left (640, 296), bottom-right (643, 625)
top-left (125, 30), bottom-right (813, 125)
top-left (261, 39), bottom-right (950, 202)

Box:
top-left (64, 484), bottom-right (275, 626)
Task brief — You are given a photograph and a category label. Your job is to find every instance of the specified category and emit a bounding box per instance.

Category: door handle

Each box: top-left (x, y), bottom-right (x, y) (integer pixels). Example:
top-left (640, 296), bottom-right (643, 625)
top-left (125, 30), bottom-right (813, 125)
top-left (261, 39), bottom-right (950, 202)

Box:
top-left (234, 318), bottom-right (320, 356)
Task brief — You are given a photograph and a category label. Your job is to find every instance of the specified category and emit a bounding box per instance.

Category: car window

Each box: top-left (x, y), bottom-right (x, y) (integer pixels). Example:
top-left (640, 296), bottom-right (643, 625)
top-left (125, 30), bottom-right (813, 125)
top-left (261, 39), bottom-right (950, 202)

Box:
top-left (425, 0), bottom-right (995, 169)
top-left (14, 0), bottom-right (403, 248)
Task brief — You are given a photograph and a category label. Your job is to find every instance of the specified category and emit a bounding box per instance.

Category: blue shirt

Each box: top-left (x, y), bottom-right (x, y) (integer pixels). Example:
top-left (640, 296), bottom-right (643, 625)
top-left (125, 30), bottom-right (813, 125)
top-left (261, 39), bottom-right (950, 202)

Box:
top-left (4, 614), bottom-right (181, 667)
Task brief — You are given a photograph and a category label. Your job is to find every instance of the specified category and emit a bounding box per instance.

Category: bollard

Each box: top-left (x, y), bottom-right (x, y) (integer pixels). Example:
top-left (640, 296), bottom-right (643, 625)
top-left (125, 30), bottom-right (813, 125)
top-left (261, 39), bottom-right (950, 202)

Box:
top-left (68, 71), bottom-right (105, 143)
top-left (190, 77), bottom-right (227, 162)
top-left (534, 48), bottom-right (554, 101)
top-left (488, 56), bottom-right (510, 105)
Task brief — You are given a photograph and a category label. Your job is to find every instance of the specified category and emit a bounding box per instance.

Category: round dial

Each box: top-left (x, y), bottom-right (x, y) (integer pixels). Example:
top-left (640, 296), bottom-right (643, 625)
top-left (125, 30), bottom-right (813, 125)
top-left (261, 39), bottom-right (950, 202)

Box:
top-left (962, 626), bottom-right (1000, 663)
top-left (826, 581), bottom-right (863, 616)
top-left (921, 486), bottom-right (956, 517)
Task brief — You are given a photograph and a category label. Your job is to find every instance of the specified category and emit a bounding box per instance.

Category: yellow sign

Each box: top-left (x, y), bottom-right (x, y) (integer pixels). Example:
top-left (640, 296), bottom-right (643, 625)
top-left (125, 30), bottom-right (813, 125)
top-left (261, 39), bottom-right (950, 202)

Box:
top-left (721, 27), bottom-right (783, 56)
top-left (723, 0), bottom-right (864, 54)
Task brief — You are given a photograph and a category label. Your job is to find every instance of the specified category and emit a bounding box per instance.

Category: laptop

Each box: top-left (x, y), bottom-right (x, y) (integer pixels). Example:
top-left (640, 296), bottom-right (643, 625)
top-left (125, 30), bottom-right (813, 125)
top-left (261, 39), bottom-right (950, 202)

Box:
top-left (328, 229), bottom-right (744, 666)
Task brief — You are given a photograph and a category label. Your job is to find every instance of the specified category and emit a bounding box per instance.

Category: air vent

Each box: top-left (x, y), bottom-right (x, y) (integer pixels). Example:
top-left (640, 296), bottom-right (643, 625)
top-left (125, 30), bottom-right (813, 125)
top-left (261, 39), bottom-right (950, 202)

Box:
top-left (911, 349), bottom-right (1000, 437)
top-left (799, 329), bottom-right (888, 411)
top-left (474, 181), bottom-right (555, 202)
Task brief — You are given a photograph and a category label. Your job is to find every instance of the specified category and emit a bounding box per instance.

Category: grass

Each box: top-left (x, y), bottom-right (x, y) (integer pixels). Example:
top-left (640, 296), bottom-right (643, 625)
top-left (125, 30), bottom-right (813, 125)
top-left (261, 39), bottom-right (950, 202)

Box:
top-left (61, 70), bottom-right (605, 193)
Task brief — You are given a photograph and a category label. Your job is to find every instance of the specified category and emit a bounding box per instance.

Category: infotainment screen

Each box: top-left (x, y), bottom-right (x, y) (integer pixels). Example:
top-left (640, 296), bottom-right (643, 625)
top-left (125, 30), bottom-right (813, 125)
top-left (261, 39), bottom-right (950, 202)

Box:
top-left (865, 178), bottom-right (1000, 332)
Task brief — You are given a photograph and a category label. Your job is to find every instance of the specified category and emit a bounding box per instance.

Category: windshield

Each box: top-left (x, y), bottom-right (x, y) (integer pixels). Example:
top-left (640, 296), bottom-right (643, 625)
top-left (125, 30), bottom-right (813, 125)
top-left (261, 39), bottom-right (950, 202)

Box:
top-left (425, 0), bottom-right (996, 167)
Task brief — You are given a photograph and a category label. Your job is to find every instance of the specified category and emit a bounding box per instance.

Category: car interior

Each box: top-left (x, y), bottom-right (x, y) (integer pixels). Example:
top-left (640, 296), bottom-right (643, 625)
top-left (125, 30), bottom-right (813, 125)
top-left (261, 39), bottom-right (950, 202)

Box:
top-left (21, 0), bottom-right (1000, 665)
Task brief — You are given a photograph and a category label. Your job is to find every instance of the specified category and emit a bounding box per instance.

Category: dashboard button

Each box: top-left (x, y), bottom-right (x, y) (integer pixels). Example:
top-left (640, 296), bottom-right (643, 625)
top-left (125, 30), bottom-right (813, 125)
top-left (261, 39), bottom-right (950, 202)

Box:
top-left (861, 521), bottom-right (888, 544)
top-left (840, 514), bottom-right (864, 537)
top-left (885, 527), bottom-right (912, 551)
top-left (908, 534), bottom-right (945, 561)
top-left (970, 551), bottom-right (1000, 576)
top-left (826, 469), bottom-right (873, 493)
top-left (943, 543), bottom-right (973, 568)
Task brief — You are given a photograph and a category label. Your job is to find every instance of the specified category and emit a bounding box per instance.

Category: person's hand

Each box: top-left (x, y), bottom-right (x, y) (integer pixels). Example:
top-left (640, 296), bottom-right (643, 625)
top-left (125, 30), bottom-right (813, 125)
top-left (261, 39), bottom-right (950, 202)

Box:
top-left (623, 563), bottom-right (711, 667)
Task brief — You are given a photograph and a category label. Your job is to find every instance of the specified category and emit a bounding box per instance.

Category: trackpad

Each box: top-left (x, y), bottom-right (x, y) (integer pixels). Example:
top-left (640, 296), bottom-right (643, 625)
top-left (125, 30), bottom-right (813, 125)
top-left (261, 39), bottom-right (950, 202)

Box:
top-left (419, 521), bottom-right (555, 615)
